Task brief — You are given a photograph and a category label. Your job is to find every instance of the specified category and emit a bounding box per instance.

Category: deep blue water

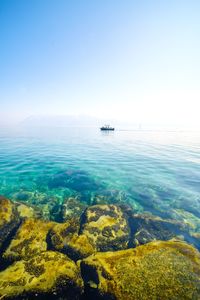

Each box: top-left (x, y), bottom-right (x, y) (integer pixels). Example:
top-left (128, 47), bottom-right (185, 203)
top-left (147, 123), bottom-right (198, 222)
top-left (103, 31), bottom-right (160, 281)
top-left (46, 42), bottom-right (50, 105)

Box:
top-left (0, 127), bottom-right (200, 227)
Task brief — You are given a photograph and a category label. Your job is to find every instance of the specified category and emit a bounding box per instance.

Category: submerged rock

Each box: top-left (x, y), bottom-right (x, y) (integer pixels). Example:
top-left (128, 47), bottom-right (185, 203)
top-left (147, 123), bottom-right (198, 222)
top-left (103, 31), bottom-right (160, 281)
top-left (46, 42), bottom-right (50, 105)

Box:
top-left (81, 240), bottom-right (200, 300)
top-left (128, 213), bottom-right (200, 250)
top-left (12, 190), bottom-right (60, 221)
top-left (49, 219), bottom-right (95, 261)
top-left (12, 190), bottom-right (32, 202)
top-left (0, 196), bottom-right (20, 253)
top-left (16, 202), bottom-right (43, 219)
top-left (3, 218), bottom-right (55, 261)
top-left (91, 189), bottom-right (126, 206)
top-left (0, 251), bottom-right (83, 299)
top-left (80, 205), bottom-right (130, 251)
top-left (129, 213), bottom-right (186, 246)
top-left (61, 197), bottom-right (88, 222)
top-left (172, 208), bottom-right (200, 232)
top-left (48, 169), bottom-right (103, 193)
top-left (12, 190), bottom-right (47, 204)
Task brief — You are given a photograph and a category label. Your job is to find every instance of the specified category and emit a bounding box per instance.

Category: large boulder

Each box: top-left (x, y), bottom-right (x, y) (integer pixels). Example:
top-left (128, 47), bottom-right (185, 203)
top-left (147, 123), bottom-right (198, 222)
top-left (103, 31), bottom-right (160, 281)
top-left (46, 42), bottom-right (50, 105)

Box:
top-left (0, 196), bottom-right (21, 253)
top-left (80, 205), bottom-right (130, 251)
top-left (80, 240), bottom-right (200, 300)
top-left (3, 218), bottom-right (55, 261)
top-left (0, 251), bottom-right (83, 299)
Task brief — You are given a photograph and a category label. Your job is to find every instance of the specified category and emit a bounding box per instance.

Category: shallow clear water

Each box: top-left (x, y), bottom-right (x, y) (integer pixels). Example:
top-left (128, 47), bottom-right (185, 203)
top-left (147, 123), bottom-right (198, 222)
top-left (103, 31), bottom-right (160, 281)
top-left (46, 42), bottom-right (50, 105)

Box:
top-left (0, 126), bottom-right (200, 225)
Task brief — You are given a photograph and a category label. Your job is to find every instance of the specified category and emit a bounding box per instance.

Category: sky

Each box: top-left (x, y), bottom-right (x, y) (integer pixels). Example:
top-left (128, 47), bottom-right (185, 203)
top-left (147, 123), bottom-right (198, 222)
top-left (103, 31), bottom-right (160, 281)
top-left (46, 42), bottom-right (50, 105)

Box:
top-left (0, 0), bottom-right (200, 129)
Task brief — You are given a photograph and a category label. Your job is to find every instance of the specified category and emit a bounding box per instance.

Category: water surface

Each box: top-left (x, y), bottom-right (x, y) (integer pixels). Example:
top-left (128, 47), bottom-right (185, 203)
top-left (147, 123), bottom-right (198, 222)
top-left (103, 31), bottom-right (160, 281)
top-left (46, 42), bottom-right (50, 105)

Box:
top-left (0, 127), bottom-right (199, 226)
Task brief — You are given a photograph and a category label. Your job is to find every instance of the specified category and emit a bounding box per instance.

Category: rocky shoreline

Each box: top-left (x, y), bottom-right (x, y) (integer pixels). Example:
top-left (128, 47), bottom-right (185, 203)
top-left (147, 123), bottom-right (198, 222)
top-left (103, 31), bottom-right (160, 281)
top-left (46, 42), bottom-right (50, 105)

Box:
top-left (0, 195), bottom-right (200, 299)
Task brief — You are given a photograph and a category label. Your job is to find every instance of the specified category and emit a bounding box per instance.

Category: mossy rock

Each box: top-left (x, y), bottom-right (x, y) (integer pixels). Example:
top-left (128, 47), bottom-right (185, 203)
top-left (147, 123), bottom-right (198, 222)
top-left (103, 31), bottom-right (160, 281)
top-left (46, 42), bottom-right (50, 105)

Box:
top-left (80, 240), bottom-right (200, 300)
top-left (3, 218), bottom-right (55, 261)
top-left (0, 196), bottom-right (20, 251)
top-left (49, 219), bottom-right (95, 261)
top-left (0, 251), bottom-right (83, 299)
top-left (80, 205), bottom-right (130, 252)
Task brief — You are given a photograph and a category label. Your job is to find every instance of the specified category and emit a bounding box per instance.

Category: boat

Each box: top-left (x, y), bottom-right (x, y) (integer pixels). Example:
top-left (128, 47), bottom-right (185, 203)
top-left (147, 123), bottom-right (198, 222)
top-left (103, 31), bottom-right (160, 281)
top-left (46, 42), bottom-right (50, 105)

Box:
top-left (100, 125), bottom-right (115, 131)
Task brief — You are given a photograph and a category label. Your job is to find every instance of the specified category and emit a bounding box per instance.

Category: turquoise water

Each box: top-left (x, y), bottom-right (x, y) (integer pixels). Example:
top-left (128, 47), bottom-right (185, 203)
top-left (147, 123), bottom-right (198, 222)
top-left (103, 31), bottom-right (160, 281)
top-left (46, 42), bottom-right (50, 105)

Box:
top-left (0, 127), bottom-right (200, 225)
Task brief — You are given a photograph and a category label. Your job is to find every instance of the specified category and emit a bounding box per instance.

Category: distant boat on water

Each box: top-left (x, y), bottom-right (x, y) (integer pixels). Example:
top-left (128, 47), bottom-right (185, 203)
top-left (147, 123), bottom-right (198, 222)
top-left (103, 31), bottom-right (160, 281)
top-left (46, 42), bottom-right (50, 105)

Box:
top-left (100, 125), bottom-right (115, 131)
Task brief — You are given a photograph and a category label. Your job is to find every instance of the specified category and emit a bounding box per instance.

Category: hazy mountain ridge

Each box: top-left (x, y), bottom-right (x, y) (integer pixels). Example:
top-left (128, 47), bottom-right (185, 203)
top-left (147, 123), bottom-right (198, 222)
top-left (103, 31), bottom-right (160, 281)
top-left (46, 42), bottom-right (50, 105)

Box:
top-left (20, 115), bottom-right (137, 128)
top-left (18, 115), bottom-right (197, 131)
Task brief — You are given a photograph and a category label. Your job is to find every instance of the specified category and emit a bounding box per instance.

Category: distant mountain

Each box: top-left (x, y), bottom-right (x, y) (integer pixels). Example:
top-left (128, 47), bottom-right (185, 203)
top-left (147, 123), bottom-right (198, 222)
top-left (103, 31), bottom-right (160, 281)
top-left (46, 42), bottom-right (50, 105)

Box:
top-left (12, 114), bottom-right (190, 131)
top-left (20, 115), bottom-right (111, 127)
top-left (19, 114), bottom-right (144, 130)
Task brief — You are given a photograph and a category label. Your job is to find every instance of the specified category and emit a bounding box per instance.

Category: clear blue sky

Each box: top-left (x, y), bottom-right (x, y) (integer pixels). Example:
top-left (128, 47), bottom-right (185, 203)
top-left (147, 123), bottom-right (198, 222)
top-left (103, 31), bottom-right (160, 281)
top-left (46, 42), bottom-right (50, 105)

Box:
top-left (0, 0), bottom-right (200, 128)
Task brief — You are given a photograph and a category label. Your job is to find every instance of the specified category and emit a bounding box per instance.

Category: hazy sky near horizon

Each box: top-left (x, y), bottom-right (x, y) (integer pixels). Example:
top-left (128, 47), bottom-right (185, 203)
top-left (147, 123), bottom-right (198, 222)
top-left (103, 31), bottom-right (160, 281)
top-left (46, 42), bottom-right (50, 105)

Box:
top-left (0, 0), bottom-right (200, 128)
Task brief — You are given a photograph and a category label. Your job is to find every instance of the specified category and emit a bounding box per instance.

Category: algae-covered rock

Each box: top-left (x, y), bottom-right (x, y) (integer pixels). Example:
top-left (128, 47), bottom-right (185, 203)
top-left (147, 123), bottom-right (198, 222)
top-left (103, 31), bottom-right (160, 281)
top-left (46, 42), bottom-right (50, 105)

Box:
top-left (12, 190), bottom-right (60, 221)
top-left (129, 213), bottom-right (186, 246)
top-left (129, 213), bottom-right (200, 250)
top-left (81, 240), bottom-right (200, 300)
top-left (16, 202), bottom-right (43, 220)
top-left (0, 196), bottom-right (20, 252)
top-left (0, 251), bottom-right (83, 299)
top-left (16, 203), bottom-right (36, 219)
top-left (50, 219), bottom-right (95, 261)
top-left (3, 218), bottom-right (55, 261)
top-left (61, 197), bottom-right (87, 222)
top-left (173, 208), bottom-right (200, 232)
top-left (80, 205), bottom-right (130, 252)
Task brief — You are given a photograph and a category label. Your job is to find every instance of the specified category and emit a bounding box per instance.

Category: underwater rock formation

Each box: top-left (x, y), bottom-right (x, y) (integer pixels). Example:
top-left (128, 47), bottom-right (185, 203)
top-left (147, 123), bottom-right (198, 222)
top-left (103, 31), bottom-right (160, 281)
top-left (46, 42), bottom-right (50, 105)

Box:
top-left (128, 213), bottom-right (200, 250)
top-left (0, 196), bottom-right (21, 253)
top-left (80, 205), bottom-right (130, 251)
top-left (0, 251), bottom-right (83, 299)
top-left (91, 189), bottom-right (126, 206)
top-left (80, 240), bottom-right (200, 300)
top-left (48, 169), bottom-right (103, 193)
top-left (3, 218), bottom-right (55, 261)
top-left (61, 197), bottom-right (88, 222)
top-left (12, 190), bottom-right (60, 221)
top-left (174, 196), bottom-right (200, 219)
top-left (49, 218), bottom-right (95, 261)
top-left (172, 208), bottom-right (200, 232)
top-left (129, 213), bottom-right (186, 245)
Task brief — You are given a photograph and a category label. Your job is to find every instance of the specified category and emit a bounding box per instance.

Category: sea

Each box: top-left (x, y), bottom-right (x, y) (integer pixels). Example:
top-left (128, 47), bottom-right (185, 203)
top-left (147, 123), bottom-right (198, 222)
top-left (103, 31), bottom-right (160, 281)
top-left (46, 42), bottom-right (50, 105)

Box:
top-left (0, 126), bottom-right (200, 229)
